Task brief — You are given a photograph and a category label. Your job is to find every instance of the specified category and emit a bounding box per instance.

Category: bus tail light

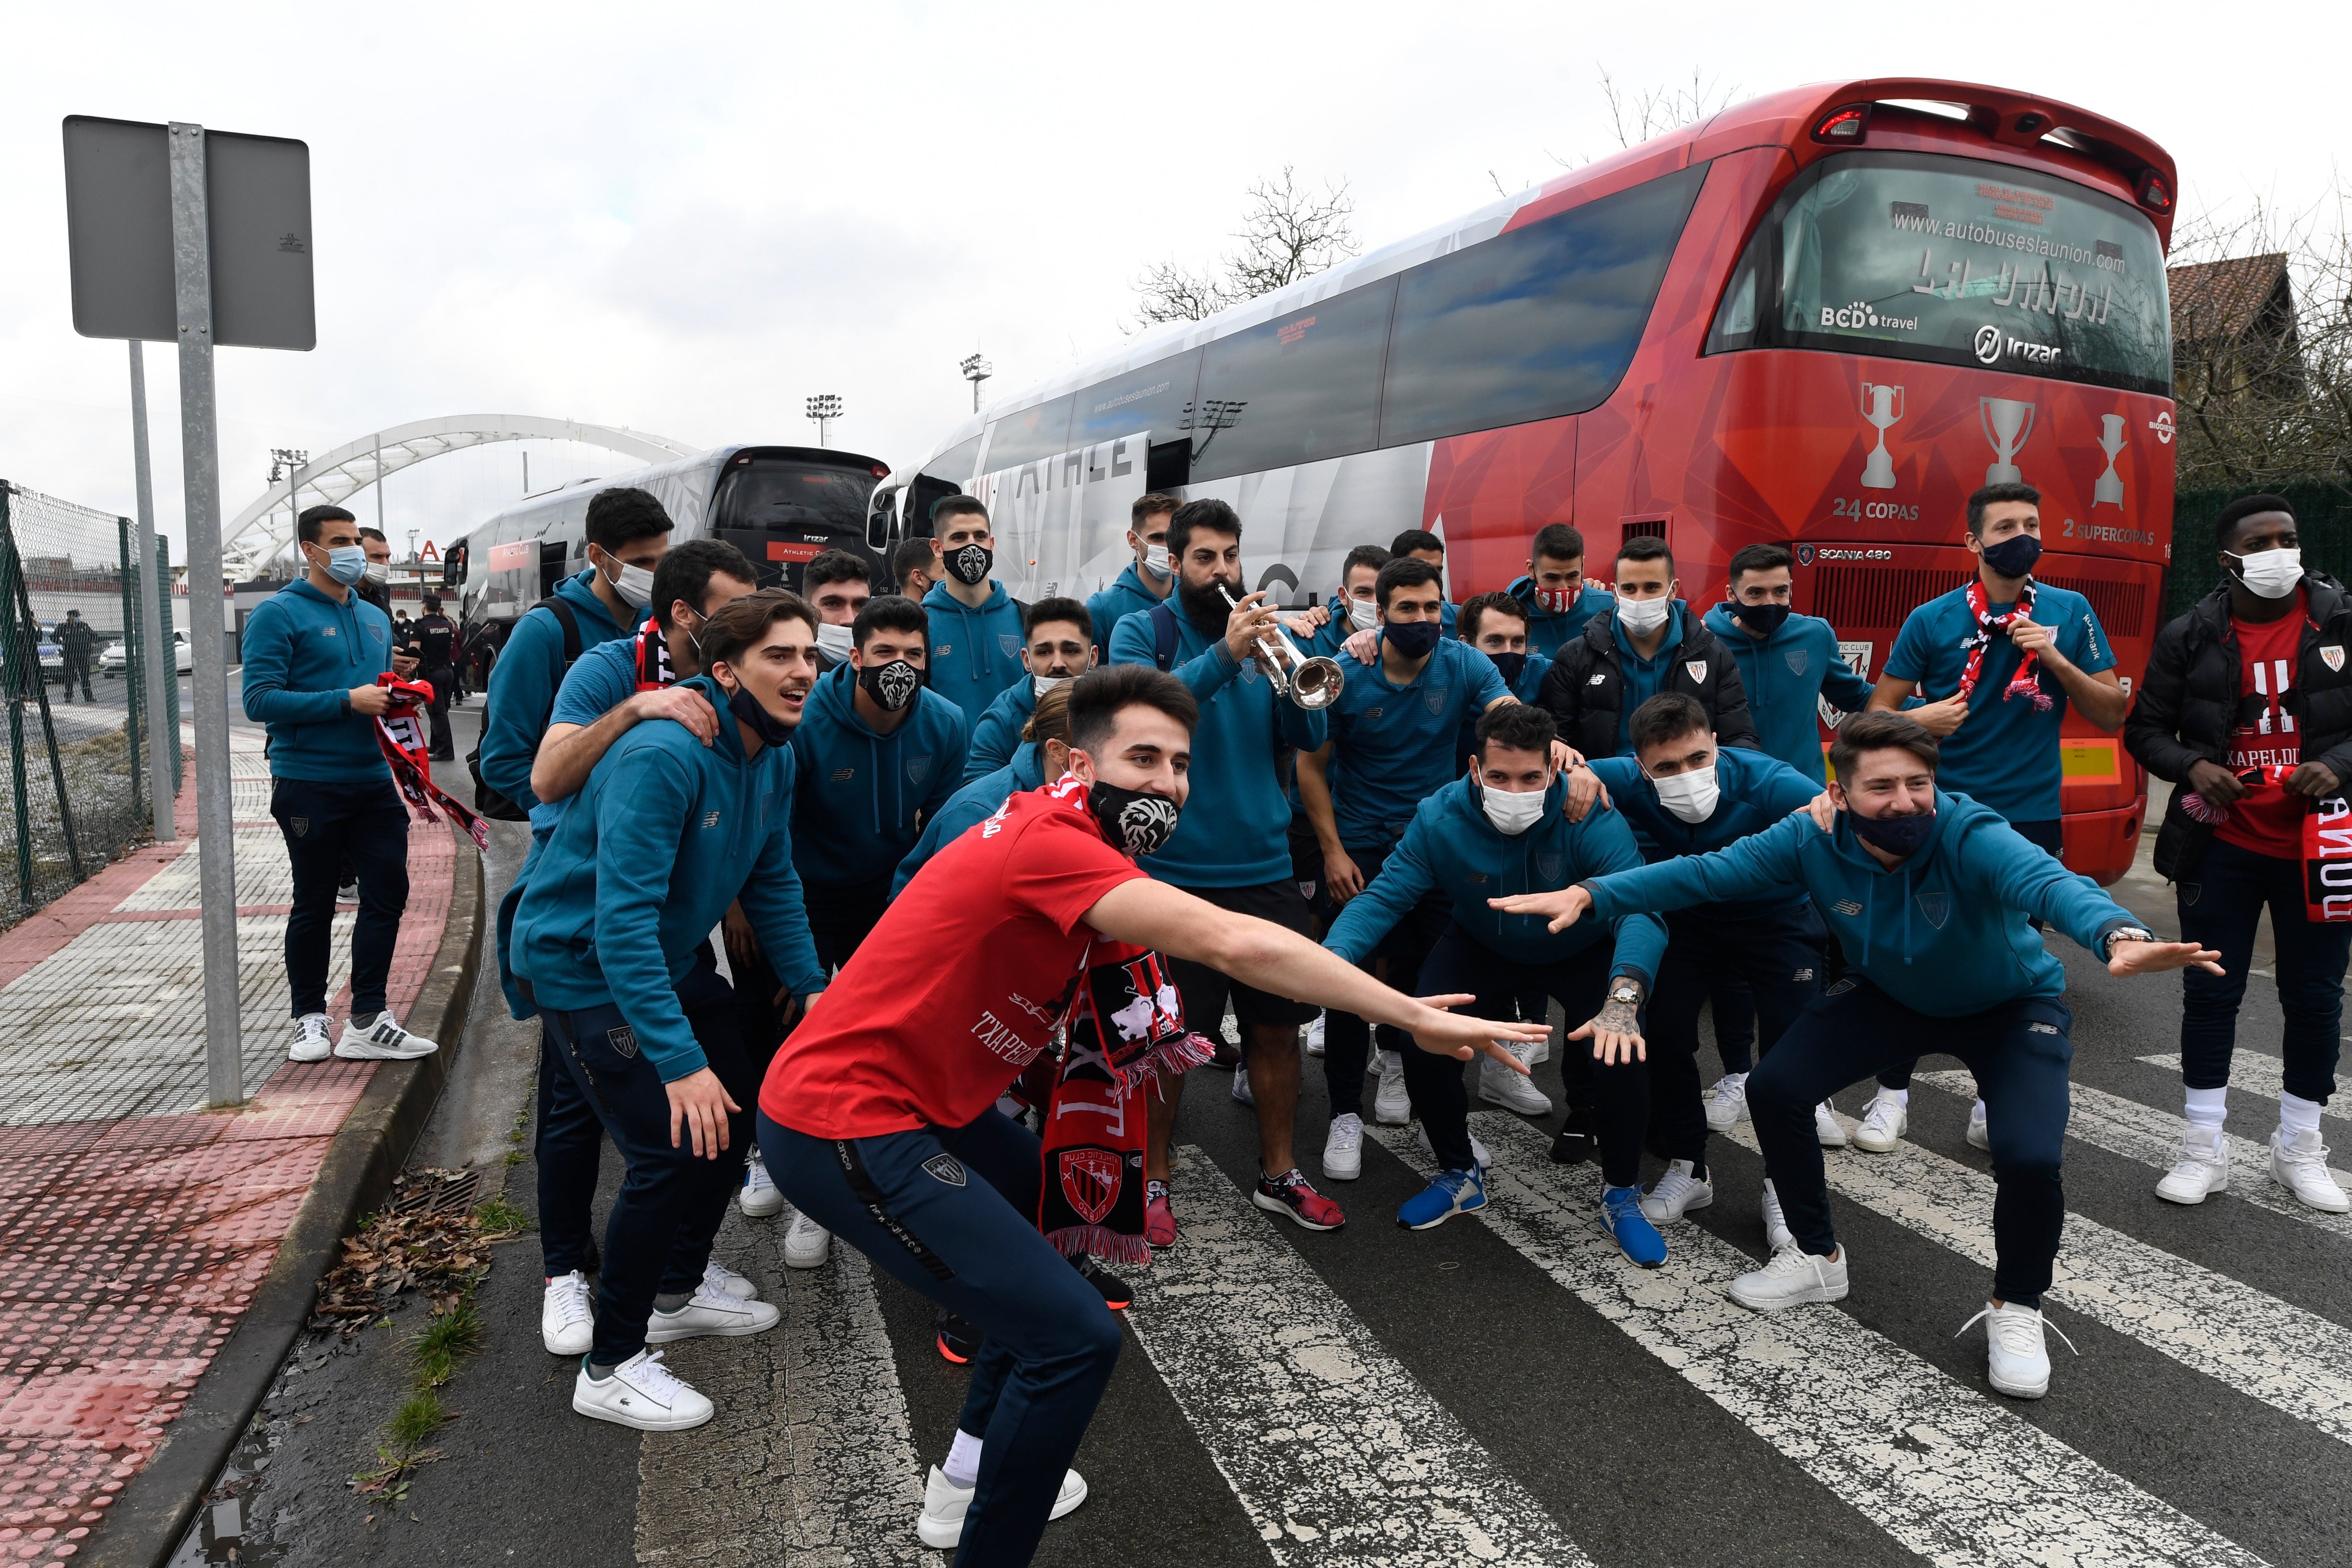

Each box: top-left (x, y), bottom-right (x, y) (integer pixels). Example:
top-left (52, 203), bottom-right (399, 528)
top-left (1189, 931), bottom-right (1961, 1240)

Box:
top-left (1811, 103), bottom-right (1871, 143)
top-left (2136, 168), bottom-right (2174, 214)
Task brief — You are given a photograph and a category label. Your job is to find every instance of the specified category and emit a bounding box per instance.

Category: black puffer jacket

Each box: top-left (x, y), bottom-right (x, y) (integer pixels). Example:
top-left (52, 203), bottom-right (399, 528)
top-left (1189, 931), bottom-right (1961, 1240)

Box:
top-left (2125, 573), bottom-right (2352, 880)
top-left (1536, 604), bottom-right (1760, 760)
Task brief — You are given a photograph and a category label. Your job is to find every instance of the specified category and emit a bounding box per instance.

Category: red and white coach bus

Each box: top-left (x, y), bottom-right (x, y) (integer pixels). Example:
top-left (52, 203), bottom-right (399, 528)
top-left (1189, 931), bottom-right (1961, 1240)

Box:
top-left (893, 78), bottom-right (2177, 884)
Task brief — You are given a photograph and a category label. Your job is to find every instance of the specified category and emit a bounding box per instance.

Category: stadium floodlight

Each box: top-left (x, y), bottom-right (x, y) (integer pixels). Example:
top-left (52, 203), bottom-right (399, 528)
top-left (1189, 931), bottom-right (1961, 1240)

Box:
top-left (961, 353), bottom-right (992, 412)
top-left (806, 393), bottom-right (843, 447)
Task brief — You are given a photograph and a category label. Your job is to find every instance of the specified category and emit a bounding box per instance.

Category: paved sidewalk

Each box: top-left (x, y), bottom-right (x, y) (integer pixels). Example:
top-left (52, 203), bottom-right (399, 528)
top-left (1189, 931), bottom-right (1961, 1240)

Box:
top-left (0, 727), bottom-right (457, 1565)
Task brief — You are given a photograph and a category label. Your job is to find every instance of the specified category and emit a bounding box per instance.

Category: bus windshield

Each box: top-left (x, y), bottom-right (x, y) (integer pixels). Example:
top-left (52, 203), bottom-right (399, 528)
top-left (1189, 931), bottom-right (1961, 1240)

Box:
top-left (1707, 150), bottom-right (2170, 395)
top-left (712, 461), bottom-right (877, 533)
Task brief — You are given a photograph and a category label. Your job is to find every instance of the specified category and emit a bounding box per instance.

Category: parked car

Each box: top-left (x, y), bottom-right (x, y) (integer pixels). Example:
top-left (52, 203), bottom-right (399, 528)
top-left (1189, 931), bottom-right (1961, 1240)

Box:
top-left (100, 630), bottom-right (193, 676)
top-left (36, 637), bottom-right (64, 681)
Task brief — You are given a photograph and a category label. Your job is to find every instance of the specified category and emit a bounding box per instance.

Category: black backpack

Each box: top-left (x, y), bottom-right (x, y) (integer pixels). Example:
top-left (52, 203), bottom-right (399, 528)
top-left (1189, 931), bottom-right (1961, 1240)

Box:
top-left (468, 599), bottom-right (583, 821)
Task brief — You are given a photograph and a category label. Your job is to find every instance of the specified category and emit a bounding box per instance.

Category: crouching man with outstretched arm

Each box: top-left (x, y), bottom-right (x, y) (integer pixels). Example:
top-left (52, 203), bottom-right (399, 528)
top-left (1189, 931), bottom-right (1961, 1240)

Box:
top-left (1492, 710), bottom-right (2219, 1403)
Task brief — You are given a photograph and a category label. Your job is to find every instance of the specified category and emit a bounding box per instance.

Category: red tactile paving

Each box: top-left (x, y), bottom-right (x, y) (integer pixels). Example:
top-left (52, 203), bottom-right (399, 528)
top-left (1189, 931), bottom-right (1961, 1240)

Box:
top-left (0, 763), bottom-right (457, 1563)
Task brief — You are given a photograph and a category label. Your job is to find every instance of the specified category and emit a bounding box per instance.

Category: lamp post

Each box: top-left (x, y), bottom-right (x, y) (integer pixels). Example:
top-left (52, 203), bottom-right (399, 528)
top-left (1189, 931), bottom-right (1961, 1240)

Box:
top-left (961, 353), bottom-right (992, 413)
top-left (269, 446), bottom-right (308, 544)
top-left (806, 393), bottom-right (843, 448)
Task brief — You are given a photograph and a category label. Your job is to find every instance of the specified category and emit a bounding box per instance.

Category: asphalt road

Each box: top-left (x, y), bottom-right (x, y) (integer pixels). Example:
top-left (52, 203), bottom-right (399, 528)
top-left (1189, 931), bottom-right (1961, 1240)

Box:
top-left (181, 729), bottom-right (2352, 1568)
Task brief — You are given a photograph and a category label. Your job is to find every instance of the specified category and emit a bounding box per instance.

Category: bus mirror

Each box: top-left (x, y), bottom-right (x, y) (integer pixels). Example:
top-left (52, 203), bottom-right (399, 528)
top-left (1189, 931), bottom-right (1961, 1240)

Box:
top-left (866, 483), bottom-right (899, 552)
top-left (444, 543), bottom-right (466, 588)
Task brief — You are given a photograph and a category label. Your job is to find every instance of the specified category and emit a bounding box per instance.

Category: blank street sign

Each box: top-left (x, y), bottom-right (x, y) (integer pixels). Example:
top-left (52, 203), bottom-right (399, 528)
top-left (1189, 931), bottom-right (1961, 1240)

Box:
top-left (61, 114), bottom-right (315, 351)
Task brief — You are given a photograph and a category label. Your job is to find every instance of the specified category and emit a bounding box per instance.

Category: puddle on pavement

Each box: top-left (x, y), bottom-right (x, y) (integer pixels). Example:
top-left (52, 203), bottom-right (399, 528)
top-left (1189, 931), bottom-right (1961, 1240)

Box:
top-left (165, 1408), bottom-right (286, 1567)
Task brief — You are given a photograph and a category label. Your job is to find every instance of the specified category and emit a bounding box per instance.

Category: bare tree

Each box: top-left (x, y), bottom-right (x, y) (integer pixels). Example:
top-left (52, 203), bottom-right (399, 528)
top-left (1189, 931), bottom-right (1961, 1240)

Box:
top-left (2166, 188), bottom-right (2352, 498)
top-left (1599, 67), bottom-right (1737, 150)
top-left (1132, 166), bottom-right (1361, 327)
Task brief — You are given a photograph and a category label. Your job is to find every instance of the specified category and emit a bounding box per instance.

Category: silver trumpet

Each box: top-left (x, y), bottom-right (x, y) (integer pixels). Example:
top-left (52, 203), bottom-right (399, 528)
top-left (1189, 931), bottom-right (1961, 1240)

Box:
top-left (1217, 585), bottom-right (1346, 709)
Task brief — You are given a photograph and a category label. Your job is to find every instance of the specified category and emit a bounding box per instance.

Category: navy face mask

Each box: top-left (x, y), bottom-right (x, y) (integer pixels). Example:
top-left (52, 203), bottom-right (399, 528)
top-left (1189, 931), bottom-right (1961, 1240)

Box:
top-left (727, 681), bottom-right (796, 746)
top-left (1383, 619), bottom-right (1442, 659)
top-left (1979, 533), bottom-right (2042, 580)
top-left (1729, 601), bottom-right (1791, 635)
top-left (1488, 650), bottom-right (1528, 686)
top-left (1850, 808), bottom-right (1935, 858)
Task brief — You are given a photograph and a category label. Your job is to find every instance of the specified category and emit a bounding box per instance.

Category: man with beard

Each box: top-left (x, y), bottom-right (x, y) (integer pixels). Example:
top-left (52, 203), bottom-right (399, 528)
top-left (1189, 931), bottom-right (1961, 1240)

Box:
top-left (1495, 711), bottom-right (2219, 1402)
top-left (922, 497), bottom-right (1029, 738)
top-left (788, 595), bottom-right (968, 973)
top-left (759, 663), bottom-right (1545, 1563)
top-left (1105, 498), bottom-right (1343, 1241)
top-left (512, 590), bottom-right (830, 1433)
top-left (961, 598), bottom-right (1094, 784)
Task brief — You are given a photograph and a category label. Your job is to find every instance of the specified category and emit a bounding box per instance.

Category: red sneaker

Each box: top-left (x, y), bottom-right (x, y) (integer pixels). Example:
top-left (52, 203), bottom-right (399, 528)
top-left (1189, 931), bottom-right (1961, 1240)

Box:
top-left (1252, 1167), bottom-right (1346, 1232)
top-left (1145, 1181), bottom-right (1178, 1249)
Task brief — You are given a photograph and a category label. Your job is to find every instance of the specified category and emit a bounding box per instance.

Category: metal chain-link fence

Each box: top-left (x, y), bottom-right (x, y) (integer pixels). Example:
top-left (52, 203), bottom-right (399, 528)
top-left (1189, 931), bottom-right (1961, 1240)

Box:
top-left (0, 481), bottom-right (180, 926)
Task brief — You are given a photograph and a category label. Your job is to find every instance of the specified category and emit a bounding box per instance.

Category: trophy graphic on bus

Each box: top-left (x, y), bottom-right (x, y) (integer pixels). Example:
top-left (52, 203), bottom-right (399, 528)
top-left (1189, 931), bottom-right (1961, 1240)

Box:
top-left (2094, 413), bottom-right (2127, 507)
top-left (1859, 383), bottom-right (1903, 490)
top-left (1979, 396), bottom-right (2036, 485)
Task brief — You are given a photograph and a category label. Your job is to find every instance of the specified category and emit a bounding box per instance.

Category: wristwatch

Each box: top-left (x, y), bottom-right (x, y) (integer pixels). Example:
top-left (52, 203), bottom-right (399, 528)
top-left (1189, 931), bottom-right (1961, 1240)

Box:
top-left (1609, 984), bottom-right (1642, 1006)
top-left (2102, 926), bottom-right (2155, 958)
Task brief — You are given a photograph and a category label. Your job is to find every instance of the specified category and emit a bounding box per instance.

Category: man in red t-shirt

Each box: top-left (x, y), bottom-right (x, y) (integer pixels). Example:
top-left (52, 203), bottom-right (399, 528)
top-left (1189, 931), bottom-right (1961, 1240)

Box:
top-left (2128, 492), bottom-right (2352, 1214)
top-left (757, 664), bottom-right (1544, 1565)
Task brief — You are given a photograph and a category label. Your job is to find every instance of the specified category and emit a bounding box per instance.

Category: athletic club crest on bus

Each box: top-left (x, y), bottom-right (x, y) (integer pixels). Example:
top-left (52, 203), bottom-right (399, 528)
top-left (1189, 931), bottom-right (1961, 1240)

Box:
top-left (1058, 1147), bottom-right (1124, 1225)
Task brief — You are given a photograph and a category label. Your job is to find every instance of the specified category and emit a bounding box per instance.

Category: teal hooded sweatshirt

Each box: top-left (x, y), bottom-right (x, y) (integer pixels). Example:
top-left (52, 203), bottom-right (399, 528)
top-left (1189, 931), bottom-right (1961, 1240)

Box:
top-left (238, 579), bottom-right (394, 782)
top-left (511, 675), bottom-right (826, 1081)
top-left (1581, 791), bottom-right (2138, 1018)
top-left (479, 567), bottom-right (642, 830)
top-left (1324, 775), bottom-right (1667, 979)
top-left (961, 675), bottom-right (1040, 784)
top-left (787, 660), bottom-right (968, 890)
top-left (892, 740), bottom-right (1048, 899)
top-left (920, 579), bottom-right (1027, 738)
top-left (1699, 605), bottom-right (1875, 784)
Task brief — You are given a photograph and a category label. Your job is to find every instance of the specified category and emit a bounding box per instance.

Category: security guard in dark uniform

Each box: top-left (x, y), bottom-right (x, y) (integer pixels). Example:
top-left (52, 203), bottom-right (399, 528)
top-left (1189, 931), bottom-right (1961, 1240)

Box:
top-left (415, 593), bottom-right (460, 760)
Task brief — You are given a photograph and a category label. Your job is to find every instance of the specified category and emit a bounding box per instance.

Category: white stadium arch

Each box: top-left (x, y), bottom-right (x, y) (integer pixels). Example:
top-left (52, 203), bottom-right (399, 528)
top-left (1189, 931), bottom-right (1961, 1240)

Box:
top-left (220, 414), bottom-right (698, 575)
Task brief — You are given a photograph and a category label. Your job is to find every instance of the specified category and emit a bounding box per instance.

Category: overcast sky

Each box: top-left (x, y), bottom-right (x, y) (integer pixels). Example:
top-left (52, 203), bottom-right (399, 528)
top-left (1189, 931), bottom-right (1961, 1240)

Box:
top-left (1, 0), bottom-right (2336, 564)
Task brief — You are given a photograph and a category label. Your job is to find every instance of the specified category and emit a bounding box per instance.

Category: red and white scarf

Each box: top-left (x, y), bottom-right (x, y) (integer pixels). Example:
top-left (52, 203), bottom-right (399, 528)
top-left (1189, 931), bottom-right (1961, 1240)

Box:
top-left (633, 617), bottom-right (674, 692)
top-left (1956, 578), bottom-right (2052, 712)
top-left (373, 674), bottom-right (489, 851)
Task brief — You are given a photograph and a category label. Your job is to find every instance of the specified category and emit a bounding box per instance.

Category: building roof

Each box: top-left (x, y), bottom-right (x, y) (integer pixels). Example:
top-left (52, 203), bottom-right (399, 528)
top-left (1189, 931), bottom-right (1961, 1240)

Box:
top-left (2169, 252), bottom-right (2292, 348)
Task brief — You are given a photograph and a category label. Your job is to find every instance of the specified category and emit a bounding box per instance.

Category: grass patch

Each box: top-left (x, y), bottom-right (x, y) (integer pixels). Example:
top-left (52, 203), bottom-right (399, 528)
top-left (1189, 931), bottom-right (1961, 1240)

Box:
top-left (474, 1196), bottom-right (532, 1239)
top-left (387, 1391), bottom-right (448, 1450)
top-left (410, 1302), bottom-right (483, 1387)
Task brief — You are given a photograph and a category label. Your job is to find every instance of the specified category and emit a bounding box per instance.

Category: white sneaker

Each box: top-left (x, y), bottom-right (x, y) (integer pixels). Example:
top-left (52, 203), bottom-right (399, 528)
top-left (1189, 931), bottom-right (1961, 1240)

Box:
top-left (1373, 1051), bottom-right (1411, 1125)
top-left (2270, 1126), bottom-right (2352, 1212)
top-left (335, 1010), bottom-right (438, 1061)
top-left (1703, 1073), bottom-right (1748, 1132)
top-left (1966, 1100), bottom-right (1992, 1151)
top-left (572, 1349), bottom-right (713, 1432)
top-left (1479, 1044), bottom-right (1554, 1115)
top-left (1851, 1091), bottom-right (1908, 1153)
top-left (783, 1209), bottom-right (833, 1269)
top-left (917, 1463), bottom-right (1087, 1549)
top-left (702, 1259), bottom-right (759, 1300)
top-left (1760, 1178), bottom-right (1794, 1252)
top-left (289, 1012), bottom-right (332, 1063)
top-left (1959, 1299), bottom-right (2073, 1399)
top-left (541, 1270), bottom-right (594, 1357)
top-left (739, 1149), bottom-right (786, 1218)
top-left (336, 879), bottom-right (360, 906)
top-left (1729, 1242), bottom-right (1849, 1312)
top-left (2155, 1129), bottom-right (2230, 1205)
top-left (1415, 1122), bottom-right (1491, 1171)
top-left (1814, 1100), bottom-right (1847, 1148)
top-left (644, 1283), bottom-right (781, 1343)
top-left (1303, 1013), bottom-right (1326, 1058)
top-left (1323, 1112), bottom-right (1364, 1181)
top-left (1232, 1063), bottom-right (1255, 1107)
top-left (1640, 1159), bottom-right (1715, 1224)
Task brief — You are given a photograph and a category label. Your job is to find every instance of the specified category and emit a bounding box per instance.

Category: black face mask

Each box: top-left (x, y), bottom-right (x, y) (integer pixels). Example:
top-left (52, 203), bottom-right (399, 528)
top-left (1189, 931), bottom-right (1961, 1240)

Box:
top-left (727, 682), bottom-right (797, 746)
top-left (1489, 650), bottom-right (1528, 686)
top-left (943, 543), bottom-right (994, 587)
top-left (859, 658), bottom-right (922, 712)
top-left (1177, 577), bottom-right (1233, 633)
top-left (1979, 534), bottom-right (2042, 580)
top-left (1088, 778), bottom-right (1181, 858)
top-left (1383, 620), bottom-right (1441, 659)
top-left (1729, 601), bottom-right (1791, 635)
top-left (1850, 808), bottom-right (1935, 858)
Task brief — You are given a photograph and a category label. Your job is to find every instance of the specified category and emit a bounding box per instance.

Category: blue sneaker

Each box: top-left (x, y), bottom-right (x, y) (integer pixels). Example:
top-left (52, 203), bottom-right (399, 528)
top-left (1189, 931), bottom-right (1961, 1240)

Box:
top-left (1600, 1185), bottom-right (1667, 1268)
top-left (1398, 1166), bottom-right (1486, 1231)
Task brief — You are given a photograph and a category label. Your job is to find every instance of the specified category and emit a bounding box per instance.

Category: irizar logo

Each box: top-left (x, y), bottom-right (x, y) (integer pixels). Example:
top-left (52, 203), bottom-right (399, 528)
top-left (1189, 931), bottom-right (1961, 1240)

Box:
top-left (1974, 324), bottom-right (2061, 366)
top-left (1820, 300), bottom-right (1917, 331)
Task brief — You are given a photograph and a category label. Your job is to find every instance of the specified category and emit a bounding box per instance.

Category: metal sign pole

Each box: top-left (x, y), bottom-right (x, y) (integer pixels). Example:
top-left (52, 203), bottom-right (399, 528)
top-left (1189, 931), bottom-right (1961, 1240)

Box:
top-left (128, 339), bottom-right (175, 844)
top-left (169, 121), bottom-right (244, 1109)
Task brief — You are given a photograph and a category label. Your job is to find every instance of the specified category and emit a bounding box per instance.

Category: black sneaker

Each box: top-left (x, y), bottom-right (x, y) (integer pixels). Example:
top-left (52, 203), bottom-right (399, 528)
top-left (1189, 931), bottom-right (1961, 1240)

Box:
top-left (935, 1309), bottom-right (978, 1364)
top-left (1073, 1257), bottom-right (1132, 1311)
top-left (1208, 1037), bottom-right (1242, 1070)
top-left (1550, 1103), bottom-right (1597, 1165)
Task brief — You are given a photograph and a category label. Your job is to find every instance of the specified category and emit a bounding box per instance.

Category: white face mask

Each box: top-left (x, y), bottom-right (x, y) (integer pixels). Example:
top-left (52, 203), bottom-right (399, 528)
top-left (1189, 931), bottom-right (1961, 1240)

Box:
top-left (1652, 763), bottom-right (1720, 824)
top-left (815, 622), bottom-right (855, 662)
top-left (1616, 592), bottom-right (1672, 637)
top-left (2228, 546), bottom-right (2303, 600)
top-left (1143, 543), bottom-right (1171, 579)
top-left (1479, 779), bottom-right (1549, 836)
top-left (1033, 671), bottom-right (1075, 697)
top-left (596, 550), bottom-right (656, 610)
top-left (1347, 596), bottom-right (1379, 632)
top-left (362, 560), bottom-right (390, 587)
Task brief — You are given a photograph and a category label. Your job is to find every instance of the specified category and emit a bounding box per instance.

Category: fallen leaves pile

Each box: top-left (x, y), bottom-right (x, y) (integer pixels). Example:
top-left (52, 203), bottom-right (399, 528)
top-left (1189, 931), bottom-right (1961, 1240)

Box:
top-left (309, 1168), bottom-right (493, 1333)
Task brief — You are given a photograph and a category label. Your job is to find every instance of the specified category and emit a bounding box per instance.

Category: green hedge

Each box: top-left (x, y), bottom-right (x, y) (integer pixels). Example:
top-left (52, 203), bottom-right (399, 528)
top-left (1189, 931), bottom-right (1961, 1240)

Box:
top-left (2168, 482), bottom-right (2352, 621)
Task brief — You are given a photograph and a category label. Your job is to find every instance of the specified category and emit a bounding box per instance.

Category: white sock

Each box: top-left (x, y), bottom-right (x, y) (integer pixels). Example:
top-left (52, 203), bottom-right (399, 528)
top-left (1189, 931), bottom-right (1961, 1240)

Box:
top-left (2183, 1085), bottom-right (2227, 1133)
top-left (2281, 1091), bottom-right (2325, 1138)
top-left (942, 1429), bottom-right (983, 1489)
top-left (1971, 1097), bottom-right (1987, 1122)
top-left (1877, 1087), bottom-right (1910, 1108)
